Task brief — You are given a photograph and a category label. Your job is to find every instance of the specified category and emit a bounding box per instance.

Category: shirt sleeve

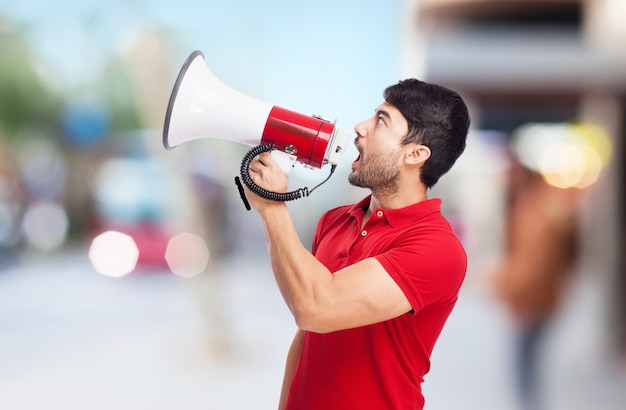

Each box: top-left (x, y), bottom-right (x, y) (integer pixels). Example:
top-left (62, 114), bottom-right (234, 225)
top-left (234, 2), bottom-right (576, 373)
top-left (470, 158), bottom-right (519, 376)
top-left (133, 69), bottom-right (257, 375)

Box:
top-left (311, 211), bottom-right (331, 255)
top-left (375, 228), bottom-right (467, 312)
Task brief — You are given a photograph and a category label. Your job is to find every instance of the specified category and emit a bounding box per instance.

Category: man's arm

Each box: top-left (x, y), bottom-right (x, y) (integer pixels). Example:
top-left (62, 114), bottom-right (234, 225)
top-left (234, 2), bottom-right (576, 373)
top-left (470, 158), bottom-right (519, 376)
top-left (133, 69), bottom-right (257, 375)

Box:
top-left (246, 153), bottom-right (413, 334)
top-left (278, 329), bottom-right (304, 410)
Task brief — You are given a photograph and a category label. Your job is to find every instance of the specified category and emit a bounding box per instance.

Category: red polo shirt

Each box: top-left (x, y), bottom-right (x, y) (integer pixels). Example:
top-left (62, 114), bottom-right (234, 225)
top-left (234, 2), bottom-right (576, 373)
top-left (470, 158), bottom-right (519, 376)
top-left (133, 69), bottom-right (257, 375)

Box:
top-left (285, 196), bottom-right (466, 410)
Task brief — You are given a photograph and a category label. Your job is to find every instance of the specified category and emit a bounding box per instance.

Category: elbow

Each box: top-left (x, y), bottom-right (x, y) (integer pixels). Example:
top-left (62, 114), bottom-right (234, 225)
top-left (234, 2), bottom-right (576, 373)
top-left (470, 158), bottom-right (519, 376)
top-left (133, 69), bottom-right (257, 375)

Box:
top-left (292, 304), bottom-right (317, 332)
top-left (292, 304), bottom-right (335, 334)
top-left (289, 276), bottom-right (337, 334)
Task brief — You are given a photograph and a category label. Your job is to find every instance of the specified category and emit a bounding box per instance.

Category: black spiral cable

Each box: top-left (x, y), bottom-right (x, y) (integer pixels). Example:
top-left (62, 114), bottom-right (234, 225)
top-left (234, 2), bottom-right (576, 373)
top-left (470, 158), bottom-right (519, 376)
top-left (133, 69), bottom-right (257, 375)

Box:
top-left (234, 144), bottom-right (337, 211)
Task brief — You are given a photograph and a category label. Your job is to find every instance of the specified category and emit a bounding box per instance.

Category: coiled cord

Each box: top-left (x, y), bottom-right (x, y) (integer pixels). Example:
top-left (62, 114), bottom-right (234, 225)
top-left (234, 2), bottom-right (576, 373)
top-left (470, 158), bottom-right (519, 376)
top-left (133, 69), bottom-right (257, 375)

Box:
top-left (234, 144), bottom-right (336, 210)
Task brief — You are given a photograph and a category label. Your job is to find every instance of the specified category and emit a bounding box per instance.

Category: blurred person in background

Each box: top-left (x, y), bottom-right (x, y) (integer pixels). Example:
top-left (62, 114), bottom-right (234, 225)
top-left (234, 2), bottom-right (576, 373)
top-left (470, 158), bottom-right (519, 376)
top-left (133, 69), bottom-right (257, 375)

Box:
top-left (492, 156), bottom-right (581, 410)
top-left (244, 79), bottom-right (470, 410)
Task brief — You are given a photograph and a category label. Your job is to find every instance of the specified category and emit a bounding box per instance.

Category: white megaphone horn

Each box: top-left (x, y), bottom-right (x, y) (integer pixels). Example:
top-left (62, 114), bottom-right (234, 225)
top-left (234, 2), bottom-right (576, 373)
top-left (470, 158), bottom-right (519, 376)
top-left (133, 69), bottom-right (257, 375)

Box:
top-left (163, 50), bottom-right (350, 209)
top-left (163, 50), bottom-right (351, 171)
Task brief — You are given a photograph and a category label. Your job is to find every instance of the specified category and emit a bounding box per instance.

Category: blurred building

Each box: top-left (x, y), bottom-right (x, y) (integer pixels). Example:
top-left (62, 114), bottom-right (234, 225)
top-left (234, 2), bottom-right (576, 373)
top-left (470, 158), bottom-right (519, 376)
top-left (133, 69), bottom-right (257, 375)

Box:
top-left (411, 0), bottom-right (625, 361)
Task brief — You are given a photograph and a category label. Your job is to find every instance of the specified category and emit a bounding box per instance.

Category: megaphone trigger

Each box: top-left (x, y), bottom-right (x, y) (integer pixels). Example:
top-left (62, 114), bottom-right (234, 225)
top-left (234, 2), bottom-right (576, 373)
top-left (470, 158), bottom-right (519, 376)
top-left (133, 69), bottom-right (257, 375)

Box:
top-left (270, 150), bottom-right (298, 175)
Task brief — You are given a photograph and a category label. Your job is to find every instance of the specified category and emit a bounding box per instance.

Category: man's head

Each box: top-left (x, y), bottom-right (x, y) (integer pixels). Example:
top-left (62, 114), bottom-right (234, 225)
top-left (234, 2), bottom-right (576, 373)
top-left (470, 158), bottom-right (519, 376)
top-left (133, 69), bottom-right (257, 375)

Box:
top-left (383, 79), bottom-right (470, 189)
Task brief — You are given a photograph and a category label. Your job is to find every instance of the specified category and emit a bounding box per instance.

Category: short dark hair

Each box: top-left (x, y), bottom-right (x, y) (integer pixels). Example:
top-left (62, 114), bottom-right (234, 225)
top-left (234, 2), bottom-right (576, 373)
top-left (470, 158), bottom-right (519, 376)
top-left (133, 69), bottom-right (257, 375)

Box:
top-left (384, 79), bottom-right (470, 188)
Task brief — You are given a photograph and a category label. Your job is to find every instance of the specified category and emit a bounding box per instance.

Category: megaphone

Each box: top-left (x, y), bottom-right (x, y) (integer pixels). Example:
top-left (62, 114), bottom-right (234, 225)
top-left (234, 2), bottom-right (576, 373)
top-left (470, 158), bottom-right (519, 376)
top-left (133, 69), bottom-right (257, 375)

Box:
top-left (163, 50), bottom-right (350, 209)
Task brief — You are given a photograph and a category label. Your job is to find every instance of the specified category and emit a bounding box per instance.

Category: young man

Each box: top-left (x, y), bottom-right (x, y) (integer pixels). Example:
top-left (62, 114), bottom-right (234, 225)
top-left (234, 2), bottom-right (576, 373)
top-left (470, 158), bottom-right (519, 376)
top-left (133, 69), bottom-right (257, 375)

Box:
top-left (244, 79), bottom-right (470, 409)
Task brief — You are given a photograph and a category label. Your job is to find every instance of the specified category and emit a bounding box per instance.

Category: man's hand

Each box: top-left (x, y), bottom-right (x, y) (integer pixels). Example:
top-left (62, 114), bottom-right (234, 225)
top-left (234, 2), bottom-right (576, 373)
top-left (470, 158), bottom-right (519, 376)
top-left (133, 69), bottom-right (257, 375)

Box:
top-left (245, 151), bottom-right (289, 213)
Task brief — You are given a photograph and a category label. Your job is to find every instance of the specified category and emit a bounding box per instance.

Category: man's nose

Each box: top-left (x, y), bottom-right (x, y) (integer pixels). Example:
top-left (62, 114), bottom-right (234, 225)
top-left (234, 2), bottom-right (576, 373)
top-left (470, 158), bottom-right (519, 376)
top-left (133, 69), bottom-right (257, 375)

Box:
top-left (354, 120), bottom-right (367, 138)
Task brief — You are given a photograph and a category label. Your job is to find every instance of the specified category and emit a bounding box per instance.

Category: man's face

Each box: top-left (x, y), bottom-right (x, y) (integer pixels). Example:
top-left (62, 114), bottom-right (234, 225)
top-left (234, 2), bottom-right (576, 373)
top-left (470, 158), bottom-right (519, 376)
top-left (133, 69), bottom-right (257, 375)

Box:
top-left (348, 102), bottom-right (409, 195)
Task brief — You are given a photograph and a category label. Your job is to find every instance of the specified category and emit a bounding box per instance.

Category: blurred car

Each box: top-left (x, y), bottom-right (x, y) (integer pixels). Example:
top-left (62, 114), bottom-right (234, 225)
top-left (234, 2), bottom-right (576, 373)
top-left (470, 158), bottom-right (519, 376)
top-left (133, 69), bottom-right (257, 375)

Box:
top-left (89, 156), bottom-right (194, 274)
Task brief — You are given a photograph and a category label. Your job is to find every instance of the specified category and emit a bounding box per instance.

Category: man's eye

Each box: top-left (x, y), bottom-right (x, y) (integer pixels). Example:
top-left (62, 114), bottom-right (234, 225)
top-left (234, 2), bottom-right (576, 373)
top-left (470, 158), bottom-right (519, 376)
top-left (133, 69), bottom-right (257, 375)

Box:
top-left (376, 116), bottom-right (385, 125)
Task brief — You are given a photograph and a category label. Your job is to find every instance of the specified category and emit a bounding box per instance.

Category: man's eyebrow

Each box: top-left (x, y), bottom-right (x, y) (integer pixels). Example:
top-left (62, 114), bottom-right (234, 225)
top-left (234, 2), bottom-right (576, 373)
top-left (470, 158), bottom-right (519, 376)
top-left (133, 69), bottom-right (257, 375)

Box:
top-left (375, 109), bottom-right (392, 119)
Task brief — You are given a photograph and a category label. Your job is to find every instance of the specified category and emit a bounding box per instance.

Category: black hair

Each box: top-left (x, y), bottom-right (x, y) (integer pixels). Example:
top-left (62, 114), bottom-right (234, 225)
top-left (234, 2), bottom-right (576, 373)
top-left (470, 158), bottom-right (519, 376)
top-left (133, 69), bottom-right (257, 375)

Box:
top-left (384, 79), bottom-right (470, 188)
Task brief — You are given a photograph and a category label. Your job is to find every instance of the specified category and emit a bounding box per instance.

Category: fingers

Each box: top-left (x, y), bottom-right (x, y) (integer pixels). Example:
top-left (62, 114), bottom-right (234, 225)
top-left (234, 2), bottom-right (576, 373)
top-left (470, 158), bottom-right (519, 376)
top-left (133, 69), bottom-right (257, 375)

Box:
top-left (248, 159), bottom-right (262, 174)
top-left (256, 151), bottom-right (273, 165)
top-left (246, 151), bottom-right (289, 198)
top-left (249, 152), bottom-right (274, 174)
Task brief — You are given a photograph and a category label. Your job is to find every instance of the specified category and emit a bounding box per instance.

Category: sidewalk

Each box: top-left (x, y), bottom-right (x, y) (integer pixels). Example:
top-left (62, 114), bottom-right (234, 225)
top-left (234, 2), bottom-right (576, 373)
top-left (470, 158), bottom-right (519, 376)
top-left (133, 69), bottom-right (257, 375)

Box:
top-left (1, 250), bottom-right (625, 409)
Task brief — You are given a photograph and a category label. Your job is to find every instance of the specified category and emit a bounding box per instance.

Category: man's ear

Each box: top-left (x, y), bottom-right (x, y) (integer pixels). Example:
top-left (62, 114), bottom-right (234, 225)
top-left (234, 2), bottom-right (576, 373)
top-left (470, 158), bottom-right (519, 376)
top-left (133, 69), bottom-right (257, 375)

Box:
top-left (405, 144), bottom-right (431, 166)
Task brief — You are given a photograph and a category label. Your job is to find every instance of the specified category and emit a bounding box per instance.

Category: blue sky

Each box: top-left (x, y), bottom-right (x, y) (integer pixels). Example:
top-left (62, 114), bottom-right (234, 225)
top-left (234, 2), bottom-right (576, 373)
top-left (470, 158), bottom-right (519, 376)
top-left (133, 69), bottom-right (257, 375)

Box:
top-left (1, 0), bottom-right (403, 132)
top-left (1, 0), bottom-right (407, 211)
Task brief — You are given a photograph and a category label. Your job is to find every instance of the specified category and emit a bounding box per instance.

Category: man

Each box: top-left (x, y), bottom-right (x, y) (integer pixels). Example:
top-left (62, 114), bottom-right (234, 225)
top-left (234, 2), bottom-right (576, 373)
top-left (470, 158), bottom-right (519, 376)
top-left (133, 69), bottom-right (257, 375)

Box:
top-left (245, 79), bottom-right (470, 409)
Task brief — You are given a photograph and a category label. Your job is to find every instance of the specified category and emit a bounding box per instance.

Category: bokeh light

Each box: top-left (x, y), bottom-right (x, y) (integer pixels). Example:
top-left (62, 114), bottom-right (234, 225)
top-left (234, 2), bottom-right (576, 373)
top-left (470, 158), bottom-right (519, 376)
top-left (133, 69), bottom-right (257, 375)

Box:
top-left (88, 230), bottom-right (139, 278)
top-left (21, 201), bottom-right (69, 251)
top-left (164, 232), bottom-right (210, 278)
top-left (15, 137), bottom-right (67, 200)
top-left (512, 122), bottom-right (613, 189)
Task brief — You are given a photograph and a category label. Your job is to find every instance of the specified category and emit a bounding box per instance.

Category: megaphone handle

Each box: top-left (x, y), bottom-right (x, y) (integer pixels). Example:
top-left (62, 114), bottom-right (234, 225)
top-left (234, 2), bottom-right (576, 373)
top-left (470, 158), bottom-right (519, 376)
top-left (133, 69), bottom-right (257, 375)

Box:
top-left (235, 151), bottom-right (294, 210)
top-left (236, 144), bottom-right (337, 210)
top-left (237, 144), bottom-right (308, 206)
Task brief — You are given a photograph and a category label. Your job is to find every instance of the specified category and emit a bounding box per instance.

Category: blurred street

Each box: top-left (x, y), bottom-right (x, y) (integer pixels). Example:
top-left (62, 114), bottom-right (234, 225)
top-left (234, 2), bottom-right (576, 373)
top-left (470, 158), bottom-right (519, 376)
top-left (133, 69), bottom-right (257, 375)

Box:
top-left (1, 248), bottom-right (625, 410)
top-left (0, 248), bottom-right (293, 410)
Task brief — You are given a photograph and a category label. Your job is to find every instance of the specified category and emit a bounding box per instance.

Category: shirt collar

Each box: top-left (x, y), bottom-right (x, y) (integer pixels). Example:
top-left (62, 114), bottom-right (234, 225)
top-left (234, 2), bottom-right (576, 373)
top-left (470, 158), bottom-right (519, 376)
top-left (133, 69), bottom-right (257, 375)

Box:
top-left (347, 195), bottom-right (442, 228)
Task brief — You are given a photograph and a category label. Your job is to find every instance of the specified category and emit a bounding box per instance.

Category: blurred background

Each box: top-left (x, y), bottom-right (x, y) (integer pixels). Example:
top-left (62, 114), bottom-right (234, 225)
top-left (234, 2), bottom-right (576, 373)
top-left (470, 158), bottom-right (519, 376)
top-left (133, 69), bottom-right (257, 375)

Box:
top-left (0, 0), bottom-right (624, 409)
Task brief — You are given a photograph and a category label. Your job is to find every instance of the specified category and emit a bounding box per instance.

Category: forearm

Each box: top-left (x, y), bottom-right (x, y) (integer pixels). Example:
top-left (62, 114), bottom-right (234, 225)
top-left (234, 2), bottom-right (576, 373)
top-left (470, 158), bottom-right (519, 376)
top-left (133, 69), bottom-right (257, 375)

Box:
top-left (259, 204), bottom-right (332, 327)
